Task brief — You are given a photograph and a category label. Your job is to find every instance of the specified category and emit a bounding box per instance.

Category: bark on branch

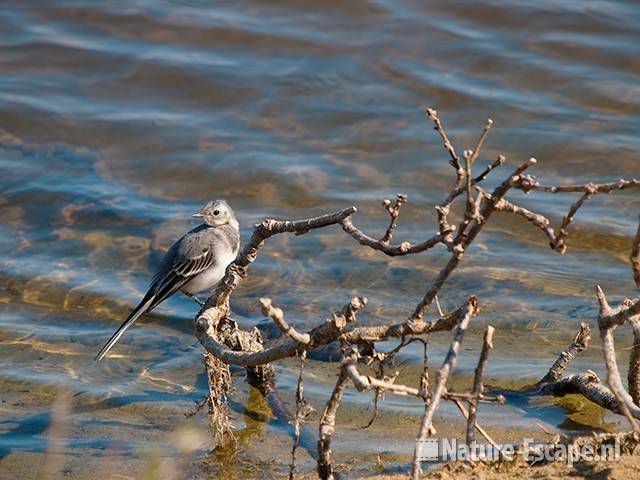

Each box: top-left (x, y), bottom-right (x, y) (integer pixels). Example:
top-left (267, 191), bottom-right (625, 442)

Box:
top-left (411, 297), bottom-right (479, 479)
top-left (197, 297), bottom-right (473, 367)
top-left (466, 325), bottom-right (495, 444)
top-left (538, 322), bottom-right (591, 386)
top-left (596, 286), bottom-right (640, 429)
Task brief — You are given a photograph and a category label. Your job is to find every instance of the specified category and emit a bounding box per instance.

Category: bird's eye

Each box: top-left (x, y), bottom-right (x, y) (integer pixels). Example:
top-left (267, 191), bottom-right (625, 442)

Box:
top-left (213, 210), bottom-right (220, 216)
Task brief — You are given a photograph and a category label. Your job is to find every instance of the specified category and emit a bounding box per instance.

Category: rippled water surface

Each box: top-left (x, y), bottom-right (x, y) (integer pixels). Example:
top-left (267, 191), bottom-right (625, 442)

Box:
top-left (1, 1), bottom-right (639, 478)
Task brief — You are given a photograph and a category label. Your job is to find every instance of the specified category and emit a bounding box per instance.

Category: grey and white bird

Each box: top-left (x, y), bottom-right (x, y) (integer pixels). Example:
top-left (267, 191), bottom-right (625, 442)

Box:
top-left (95, 200), bottom-right (240, 361)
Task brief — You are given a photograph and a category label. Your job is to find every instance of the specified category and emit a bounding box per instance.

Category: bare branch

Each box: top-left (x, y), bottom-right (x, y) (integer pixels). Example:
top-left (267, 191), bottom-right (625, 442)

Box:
top-left (236, 207), bottom-right (358, 269)
top-left (452, 398), bottom-right (504, 458)
top-left (340, 215), bottom-right (444, 256)
top-left (489, 193), bottom-right (557, 247)
top-left (532, 318), bottom-right (632, 419)
top-left (537, 322), bottom-right (591, 386)
top-left (596, 285), bottom-right (640, 430)
top-left (202, 206), bottom-right (358, 311)
top-left (503, 179), bottom-right (640, 254)
top-left (466, 325), bottom-right (495, 444)
top-left (597, 286), bottom-right (640, 329)
top-left (259, 298), bottom-right (310, 345)
top-left (411, 158), bottom-right (537, 320)
top-left (515, 177), bottom-right (640, 194)
top-left (411, 298), bottom-right (477, 479)
top-left (344, 353), bottom-right (420, 397)
top-left (380, 193), bottom-right (407, 245)
top-left (444, 391), bottom-right (504, 403)
top-left (425, 108), bottom-right (462, 172)
top-left (343, 352), bottom-right (503, 404)
top-left (317, 368), bottom-right (348, 480)
top-left (537, 370), bottom-right (620, 413)
top-left (289, 349), bottom-right (312, 480)
top-left (190, 108), bottom-right (640, 474)
top-left (628, 316), bottom-right (640, 406)
top-left (552, 191), bottom-right (593, 254)
top-left (197, 297), bottom-right (473, 367)
top-left (463, 119), bottom-right (493, 219)
top-left (471, 155), bottom-right (506, 186)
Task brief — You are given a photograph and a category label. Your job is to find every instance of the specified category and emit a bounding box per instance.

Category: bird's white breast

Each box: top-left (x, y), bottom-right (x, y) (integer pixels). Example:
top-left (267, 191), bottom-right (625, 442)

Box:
top-left (182, 249), bottom-right (237, 294)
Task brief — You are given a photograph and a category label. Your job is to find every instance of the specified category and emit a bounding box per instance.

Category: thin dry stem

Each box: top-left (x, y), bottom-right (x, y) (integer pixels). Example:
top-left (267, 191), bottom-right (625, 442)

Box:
top-left (259, 297), bottom-right (311, 345)
top-left (515, 177), bottom-right (640, 194)
top-left (466, 325), bottom-right (495, 444)
top-left (289, 349), bottom-right (312, 480)
top-left (380, 193), bottom-right (407, 245)
top-left (538, 322), bottom-right (591, 385)
top-left (629, 316), bottom-right (640, 406)
top-left (411, 298), bottom-right (478, 479)
top-left (552, 191), bottom-right (593, 254)
top-left (453, 398), bottom-right (504, 458)
top-left (411, 158), bottom-right (537, 320)
top-left (425, 108), bottom-right (462, 172)
top-left (197, 297), bottom-right (471, 367)
top-left (340, 215), bottom-right (443, 256)
top-left (317, 368), bottom-right (348, 480)
top-left (596, 285), bottom-right (640, 430)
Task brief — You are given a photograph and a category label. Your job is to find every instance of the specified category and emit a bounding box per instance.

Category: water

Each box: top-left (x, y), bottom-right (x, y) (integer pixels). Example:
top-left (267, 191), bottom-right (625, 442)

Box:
top-left (1, 0), bottom-right (639, 478)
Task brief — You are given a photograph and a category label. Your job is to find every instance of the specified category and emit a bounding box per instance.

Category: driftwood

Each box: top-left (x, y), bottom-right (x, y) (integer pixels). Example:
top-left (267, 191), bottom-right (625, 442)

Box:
top-left (189, 108), bottom-right (640, 478)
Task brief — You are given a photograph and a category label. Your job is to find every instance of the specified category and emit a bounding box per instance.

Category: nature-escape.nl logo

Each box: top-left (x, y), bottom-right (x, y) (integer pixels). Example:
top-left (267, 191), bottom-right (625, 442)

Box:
top-left (415, 437), bottom-right (620, 466)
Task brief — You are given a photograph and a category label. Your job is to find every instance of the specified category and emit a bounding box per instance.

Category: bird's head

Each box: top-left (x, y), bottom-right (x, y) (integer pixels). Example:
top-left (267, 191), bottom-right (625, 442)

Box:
top-left (192, 200), bottom-right (238, 229)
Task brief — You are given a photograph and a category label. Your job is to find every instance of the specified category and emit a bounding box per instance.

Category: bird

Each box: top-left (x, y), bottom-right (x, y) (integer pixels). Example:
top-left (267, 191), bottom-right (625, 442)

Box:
top-left (95, 200), bottom-right (240, 361)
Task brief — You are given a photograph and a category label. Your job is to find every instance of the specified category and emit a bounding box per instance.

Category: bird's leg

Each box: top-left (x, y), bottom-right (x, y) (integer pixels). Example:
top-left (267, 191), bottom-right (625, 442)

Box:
top-left (183, 291), bottom-right (204, 307)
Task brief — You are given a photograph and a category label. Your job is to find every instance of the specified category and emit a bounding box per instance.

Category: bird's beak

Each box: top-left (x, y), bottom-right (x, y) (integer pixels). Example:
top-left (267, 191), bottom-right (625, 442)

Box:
top-left (192, 212), bottom-right (203, 218)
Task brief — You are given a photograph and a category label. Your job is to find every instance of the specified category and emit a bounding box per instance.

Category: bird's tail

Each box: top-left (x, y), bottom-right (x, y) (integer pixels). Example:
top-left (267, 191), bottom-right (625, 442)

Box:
top-left (95, 292), bottom-right (155, 361)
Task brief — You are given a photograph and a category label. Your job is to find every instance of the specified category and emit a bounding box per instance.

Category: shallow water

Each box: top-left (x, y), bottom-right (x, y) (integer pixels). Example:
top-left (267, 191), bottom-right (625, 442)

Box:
top-left (1, 0), bottom-right (639, 478)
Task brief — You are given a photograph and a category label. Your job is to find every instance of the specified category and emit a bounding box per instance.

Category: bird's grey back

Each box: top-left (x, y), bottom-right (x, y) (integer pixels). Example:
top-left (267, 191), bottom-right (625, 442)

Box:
top-left (152, 223), bottom-right (240, 287)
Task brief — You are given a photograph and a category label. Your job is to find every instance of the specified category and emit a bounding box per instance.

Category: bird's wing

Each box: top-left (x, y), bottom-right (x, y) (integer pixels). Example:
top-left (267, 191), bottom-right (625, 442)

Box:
top-left (95, 230), bottom-right (217, 361)
top-left (146, 237), bottom-right (217, 310)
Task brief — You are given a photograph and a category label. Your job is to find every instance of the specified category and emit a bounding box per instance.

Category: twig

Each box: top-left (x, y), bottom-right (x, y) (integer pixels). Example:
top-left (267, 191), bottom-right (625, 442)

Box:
top-left (289, 349), bottom-right (312, 480)
top-left (596, 286), bottom-right (640, 430)
top-left (452, 399), bottom-right (503, 457)
top-left (425, 108), bottom-right (462, 172)
top-left (197, 297), bottom-right (472, 367)
top-left (185, 395), bottom-right (209, 419)
top-left (259, 298), bottom-right (311, 345)
top-left (629, 316), bottom-right (640, 406)
top-left (552, 191), bottom-right (593, 254)
top-left (489, 193), bottom-right (557, 248)
top-left (380, 194), bottom-right (407, 245)
top-left (537, 322), bottom-right (591, 386)
top-left (344, 353), bottom-right (420, 397)
top-left (343, 352), bottom-right (503, 404)
top-left (426, 108), bottom-right (464, 243)
top-left (470, 155), bottom-right (506, 186)
top-left (537, 370), bottom-right (620, 413)
top-left (514, 177), bottom-right (640, 194)
top-left (411, 158), bottom-right (538, 320)
top-left (317, 368), bottom-right (348, 480)
top-left (531, 321), bottom-right (630, 418)
top-left (340, 216), bottom-right (444, 256)
top-left (202, 206), bottom-right (358, 310)
top-left (463, 119), bottom-right (493, 220)
top-left (411, 297), bottom-right (478, 479)
top-left (466, 325), bottom-right (495, 444)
